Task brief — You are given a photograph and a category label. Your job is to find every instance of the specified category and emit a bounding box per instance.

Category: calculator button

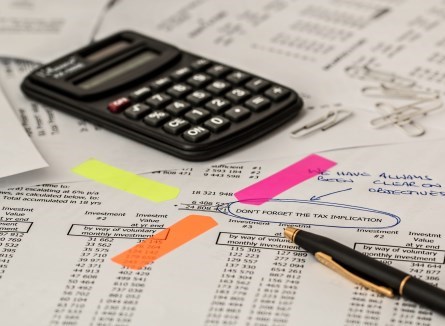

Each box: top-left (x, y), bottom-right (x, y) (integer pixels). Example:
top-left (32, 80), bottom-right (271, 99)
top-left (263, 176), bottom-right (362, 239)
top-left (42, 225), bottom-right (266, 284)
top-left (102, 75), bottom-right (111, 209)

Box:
top-left (245, 95), bottom-right (271, 112)
top-left (184, 108), bottom-right (210, 124)
top-left (183, 126), bottom-right (210, 143)
top-left (206, 64), bottom-right (231, 78)
top-left (165, 101), bottom-right (191, 116)
top-left (143, 110), bottom-right (170, 127)
top-left (146, 93), bottom-right (172, 108)
top-left (186, 90), bottom-right (211, 106)
top-left (129, 87), bottom-right (151, 102)
top-left (245, 78), bottom-right (270, 93)
top-left (226, 71), bottom-right (250, 85)
top-left (107, 97), bottom-right (130, 113)
top-left (205, 98), bottom-right (230, 114)
top-left (225, 88), bottom-right (251, 104)
top-left (124, 103), bottom-right (151, 120)
top-left (224, 106), bottom-right (251, 122)
top-left (191, 59), bottom-right (212, 71)
top-left (163, 118), bottom-right (190, 135)
top-left (187, 73), bottom-right (212, 88)
top-left (204, 116), bottom-right (230, 133)
top-left (166, 84), bottom-right (192, 98)
top-left (150, 77), bottom-right (173, 91)
top-left (264, 86), bottom-right (290, 101)
top-left (206, 80), bottom-right (231, 95)
top-left (171, 67), bottom-right (193, 81)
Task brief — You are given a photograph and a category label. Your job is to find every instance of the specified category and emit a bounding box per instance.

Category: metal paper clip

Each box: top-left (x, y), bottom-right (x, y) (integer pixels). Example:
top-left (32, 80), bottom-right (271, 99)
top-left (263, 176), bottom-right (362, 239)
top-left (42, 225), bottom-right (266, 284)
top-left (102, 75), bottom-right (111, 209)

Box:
top-left (371, 99), bottom-right (443, 127)
top-left (346, 64), bottom-right (415, 88)
top-left (370, 99), bottom-right (443, 137)
top-left (395, 120), bottom-right (426, 137)
top-left (290, 109), bottom-right (353, 138)
top-left (362, 84), bottom-right (439, 101)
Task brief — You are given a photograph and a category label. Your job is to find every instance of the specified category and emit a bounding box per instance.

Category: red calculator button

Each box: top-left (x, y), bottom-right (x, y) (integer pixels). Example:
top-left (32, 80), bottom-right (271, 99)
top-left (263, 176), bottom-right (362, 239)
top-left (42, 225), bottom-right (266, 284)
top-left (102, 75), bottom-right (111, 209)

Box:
top-left (108, 97), bottom-right (130, 113)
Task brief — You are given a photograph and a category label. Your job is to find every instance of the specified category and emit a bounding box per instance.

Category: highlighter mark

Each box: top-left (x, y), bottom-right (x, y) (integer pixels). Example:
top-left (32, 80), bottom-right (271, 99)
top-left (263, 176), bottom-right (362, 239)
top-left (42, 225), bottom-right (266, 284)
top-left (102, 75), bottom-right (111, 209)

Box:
top-left (112, 215), bottom-right (218, 270)
top-left (234, 154), bottom-right (337, 205)
top-left (72, 159), bottom-right (180, 202)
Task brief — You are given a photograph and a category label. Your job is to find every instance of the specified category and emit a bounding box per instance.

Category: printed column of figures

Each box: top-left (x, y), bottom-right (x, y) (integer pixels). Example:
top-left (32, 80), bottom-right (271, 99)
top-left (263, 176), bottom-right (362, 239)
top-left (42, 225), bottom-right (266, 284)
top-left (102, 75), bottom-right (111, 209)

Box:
top-left (344, 264), bottom-right (439, 325)
top-left (0, 206), bottom-right (34, 280)
top-left (49, 231), bottom-right (160, 326)
top-left (345, 232), bottom-right (444, 326)
top-left (204, 233), bottom-right (307, 325)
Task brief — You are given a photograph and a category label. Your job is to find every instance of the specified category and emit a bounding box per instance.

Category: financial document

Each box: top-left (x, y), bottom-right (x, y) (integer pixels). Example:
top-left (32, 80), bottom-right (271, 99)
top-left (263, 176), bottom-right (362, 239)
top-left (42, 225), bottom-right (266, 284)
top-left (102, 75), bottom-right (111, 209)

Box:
top-left (0, 141), bottom-right (444, 325)
top-left (2, 0), bottom-right (445, 187)
top-left (98, 0), bottom-right (445, 119)
top-left (0, 0), bottom-right (108, 62)
top-left (1, 1), bottom-right (445, 325)
top-left (0, 85), bottom-right (47, 178)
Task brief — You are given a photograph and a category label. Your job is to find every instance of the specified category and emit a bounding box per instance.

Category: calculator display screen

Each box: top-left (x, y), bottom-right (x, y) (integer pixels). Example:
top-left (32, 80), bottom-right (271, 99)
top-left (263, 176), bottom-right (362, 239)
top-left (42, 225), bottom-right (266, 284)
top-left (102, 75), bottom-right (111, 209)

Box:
top-left (78, 51), bottom-right (158, 90)
top-left (84, 40), bottom-right (131, 63)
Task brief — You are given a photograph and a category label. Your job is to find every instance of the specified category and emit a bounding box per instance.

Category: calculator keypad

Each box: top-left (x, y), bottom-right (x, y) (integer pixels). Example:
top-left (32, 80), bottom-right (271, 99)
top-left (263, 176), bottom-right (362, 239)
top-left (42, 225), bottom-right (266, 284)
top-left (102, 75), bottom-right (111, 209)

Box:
top-left (150, 77), bottom-right (172, 91)
top-left (191, 59), bottom-right (211, 71)
top-left (245, 78), bottom-right (270, 93)
top-left (245, 95), bottom-right (270, 112)
top-left (143, 111), bottom-right (170, 127)
top-left (124, 103), bottom-right (151, 119)
top-left (203, 116), bottom-right (230, 133)
top-left (187, 73), bottom-right (212, 88)
top-left (163, 118), bottom-right (190, 135)
top-left (165, 101), bottom-right (190, 116)
top-left (109, 58), bottom-right (294, 146)
top-left (146, 93), bottom-right (172, 108)
top-left (183, 126), bottom-right (210, 142)
top-left (205, 98), bottom-right (230, 114)
top-left (207, 64), bottom-right (231, 78)
top-left (225, 88), bottom-right (251, 104)
top-left (184, 108), bottom-right (210, 124)
top-left (206, 80), bottom-right (231, 95)
top-left (224, 106), bottom-right (251, 122)
top-left (226, 71), bottom-right (250, 85)
top-left (186, 90), bottom-right (211, 106)
top-left (264, 86), bottom-right (290, 101)
top-left (108, 97), bottom-right (130, 113)
top-left (166, 84), bottom-right (192, 98)
top-left (129, 87), bottom-right (151, 101)
top-left (171, 67), bottom-right (193, 81)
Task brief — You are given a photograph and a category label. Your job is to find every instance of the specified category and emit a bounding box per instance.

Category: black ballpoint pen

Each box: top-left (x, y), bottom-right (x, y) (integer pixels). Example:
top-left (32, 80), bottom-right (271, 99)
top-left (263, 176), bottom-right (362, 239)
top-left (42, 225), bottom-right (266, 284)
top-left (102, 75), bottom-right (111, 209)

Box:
top-left (284, 227), bottom-right (445, 314)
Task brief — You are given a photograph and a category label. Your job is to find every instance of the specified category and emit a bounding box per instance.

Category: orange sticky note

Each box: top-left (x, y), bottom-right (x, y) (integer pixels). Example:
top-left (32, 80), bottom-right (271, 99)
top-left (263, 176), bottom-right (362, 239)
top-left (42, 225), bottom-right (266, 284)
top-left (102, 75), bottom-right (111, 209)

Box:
top-left (112, 215), bottom-right (217, 270)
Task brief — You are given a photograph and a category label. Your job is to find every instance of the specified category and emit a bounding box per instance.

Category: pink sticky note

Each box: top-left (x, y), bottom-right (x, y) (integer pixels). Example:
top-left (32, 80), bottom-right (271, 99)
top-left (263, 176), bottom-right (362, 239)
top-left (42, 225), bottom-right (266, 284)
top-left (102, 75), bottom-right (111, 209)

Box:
top-left (235, 154), bottom-right (337, 205)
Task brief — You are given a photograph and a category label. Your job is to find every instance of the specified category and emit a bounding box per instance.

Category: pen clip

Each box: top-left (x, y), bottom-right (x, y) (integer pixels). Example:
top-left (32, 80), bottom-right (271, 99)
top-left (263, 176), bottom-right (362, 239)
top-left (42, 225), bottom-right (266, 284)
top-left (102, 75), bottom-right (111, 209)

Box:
top-left (315, 252), bottom-right (395, 298)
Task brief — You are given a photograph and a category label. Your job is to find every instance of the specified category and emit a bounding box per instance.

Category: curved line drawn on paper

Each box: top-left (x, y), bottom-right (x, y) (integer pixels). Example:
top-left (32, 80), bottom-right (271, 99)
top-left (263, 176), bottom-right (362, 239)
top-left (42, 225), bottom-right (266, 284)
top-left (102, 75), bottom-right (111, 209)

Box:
top-left (216, 198), bottom-right (401, 229)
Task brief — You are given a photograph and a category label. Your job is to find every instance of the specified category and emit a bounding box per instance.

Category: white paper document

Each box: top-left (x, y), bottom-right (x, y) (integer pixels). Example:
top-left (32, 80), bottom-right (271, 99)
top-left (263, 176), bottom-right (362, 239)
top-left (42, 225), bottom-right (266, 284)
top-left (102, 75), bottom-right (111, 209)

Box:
top-left (0, 0), bottom-right (108, 62)
top-left (0, 141), bottom-right (445, 325)
top-left (97, 0), bottom-right (445, 119)
top-left (2, 1), bottom-right (445, 325)
top-left (0, 86), bottom-right (47, 179)
top-left (4, 0), bottom-right (445, 187)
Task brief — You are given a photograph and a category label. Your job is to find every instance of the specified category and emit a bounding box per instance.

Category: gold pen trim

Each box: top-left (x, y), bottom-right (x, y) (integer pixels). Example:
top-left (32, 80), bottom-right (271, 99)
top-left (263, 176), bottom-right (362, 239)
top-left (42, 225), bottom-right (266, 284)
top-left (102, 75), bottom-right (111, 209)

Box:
top-left (399, 275), bottom-right (411, 296)
top-left (284, 227), bottom-right (300, 242)
top-left (315, 252), bottom-right (395, 298)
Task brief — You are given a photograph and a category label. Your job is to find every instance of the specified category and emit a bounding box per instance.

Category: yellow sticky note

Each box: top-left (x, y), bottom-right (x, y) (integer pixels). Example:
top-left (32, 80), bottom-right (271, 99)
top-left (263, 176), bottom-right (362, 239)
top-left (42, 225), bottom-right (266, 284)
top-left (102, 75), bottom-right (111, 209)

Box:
top-left (72, 159), bottom-right (180, 202)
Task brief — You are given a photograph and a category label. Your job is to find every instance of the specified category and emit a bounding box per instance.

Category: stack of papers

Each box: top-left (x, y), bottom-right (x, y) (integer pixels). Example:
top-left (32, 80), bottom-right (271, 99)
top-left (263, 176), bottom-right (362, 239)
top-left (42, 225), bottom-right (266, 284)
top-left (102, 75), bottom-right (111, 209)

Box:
top-left (0, 86), bottom-right (47, 178)
top-left (0, 1), bottom-right (444, 325)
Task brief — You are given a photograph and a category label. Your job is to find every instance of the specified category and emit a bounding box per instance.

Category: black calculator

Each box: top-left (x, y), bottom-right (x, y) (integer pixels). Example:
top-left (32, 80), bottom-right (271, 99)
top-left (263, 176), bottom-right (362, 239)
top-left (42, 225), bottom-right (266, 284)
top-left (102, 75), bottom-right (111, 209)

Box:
top-left (21, 31), bottom-right (303, 160)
